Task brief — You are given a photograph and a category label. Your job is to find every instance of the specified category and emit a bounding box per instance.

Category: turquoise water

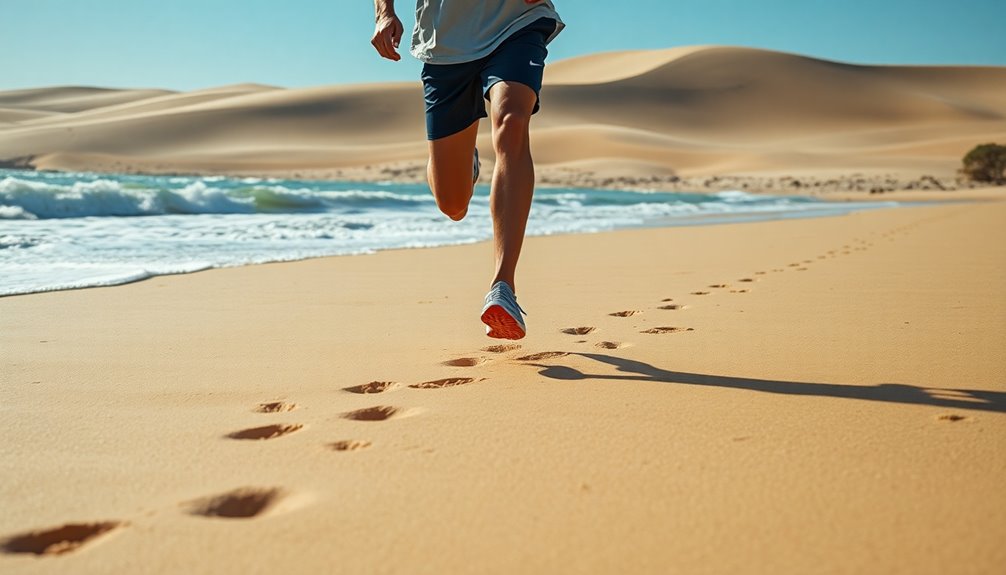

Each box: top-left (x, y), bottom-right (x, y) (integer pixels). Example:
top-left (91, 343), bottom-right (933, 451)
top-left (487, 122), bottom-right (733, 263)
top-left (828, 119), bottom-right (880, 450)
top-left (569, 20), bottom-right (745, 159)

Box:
top-left (0, 169), bottom-right (898, 296)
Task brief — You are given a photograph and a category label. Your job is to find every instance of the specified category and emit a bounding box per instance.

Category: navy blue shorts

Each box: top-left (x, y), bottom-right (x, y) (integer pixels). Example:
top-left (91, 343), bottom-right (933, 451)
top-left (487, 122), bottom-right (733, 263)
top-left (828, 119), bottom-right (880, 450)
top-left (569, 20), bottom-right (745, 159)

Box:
top-left (421, 17), bottom-right (557, 141)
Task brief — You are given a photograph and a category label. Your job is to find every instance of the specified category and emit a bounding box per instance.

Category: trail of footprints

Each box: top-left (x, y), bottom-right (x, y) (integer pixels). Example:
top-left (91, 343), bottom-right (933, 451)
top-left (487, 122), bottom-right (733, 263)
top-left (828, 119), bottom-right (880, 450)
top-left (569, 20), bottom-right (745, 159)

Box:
top-left (555, 228), bottom-right (899, 347)
top-left (2, 229), bottom-right (913, 556)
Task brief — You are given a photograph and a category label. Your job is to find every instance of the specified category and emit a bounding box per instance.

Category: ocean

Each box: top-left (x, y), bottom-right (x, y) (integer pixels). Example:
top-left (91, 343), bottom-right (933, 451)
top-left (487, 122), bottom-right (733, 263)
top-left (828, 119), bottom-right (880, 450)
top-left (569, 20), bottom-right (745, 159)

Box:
top-left (0, 169), bottom-right (898, 296)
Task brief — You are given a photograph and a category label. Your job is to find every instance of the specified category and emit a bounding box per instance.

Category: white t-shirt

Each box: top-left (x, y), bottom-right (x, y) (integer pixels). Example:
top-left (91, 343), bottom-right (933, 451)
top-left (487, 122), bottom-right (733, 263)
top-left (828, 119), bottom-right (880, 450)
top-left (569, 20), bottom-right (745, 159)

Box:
top-left (410, 0), bottom-right (564, 65)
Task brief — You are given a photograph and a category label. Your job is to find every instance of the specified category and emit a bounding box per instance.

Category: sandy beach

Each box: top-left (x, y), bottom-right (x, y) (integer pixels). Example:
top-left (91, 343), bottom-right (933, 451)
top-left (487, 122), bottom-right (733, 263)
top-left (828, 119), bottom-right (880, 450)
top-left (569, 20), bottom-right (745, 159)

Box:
top-left (2, 198), bottom-right (1004, 573)
top-left (3, 37), bottom-right (1006, 573)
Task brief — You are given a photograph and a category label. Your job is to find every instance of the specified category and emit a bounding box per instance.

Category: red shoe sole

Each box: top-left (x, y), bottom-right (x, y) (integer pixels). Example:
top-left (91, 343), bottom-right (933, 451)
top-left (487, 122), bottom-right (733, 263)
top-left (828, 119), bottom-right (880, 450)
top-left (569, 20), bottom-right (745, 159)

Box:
top-left (481, 305), bottom-right (526, 340)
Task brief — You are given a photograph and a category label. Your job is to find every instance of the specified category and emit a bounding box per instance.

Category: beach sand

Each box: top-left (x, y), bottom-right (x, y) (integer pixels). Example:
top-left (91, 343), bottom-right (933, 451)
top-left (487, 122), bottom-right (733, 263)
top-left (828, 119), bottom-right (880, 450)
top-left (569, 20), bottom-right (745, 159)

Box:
top-left (2, 200), bottom-right (1004, 573)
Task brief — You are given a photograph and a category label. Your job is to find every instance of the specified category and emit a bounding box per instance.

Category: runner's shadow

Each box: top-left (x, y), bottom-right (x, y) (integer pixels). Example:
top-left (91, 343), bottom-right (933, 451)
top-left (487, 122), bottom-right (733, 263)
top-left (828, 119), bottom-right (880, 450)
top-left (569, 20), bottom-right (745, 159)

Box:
top-left (532, 353), bottom-right (1006, 414)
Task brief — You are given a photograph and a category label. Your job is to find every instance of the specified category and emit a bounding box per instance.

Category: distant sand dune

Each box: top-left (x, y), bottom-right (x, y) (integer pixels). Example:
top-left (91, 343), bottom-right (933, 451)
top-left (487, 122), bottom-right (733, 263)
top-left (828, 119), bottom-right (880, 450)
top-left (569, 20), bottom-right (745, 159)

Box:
top-left (1, 46), bottom-right (1004, 180)
top-left (0, 86), bottom-right (174, 113)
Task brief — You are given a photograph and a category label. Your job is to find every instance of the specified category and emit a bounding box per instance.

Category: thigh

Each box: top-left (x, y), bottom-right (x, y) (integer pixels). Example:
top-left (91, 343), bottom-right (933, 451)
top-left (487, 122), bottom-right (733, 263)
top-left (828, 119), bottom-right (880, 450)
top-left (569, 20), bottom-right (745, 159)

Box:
top-left (422, 60), bottom-right (488, 141)
top-left (486, 81), bottom-right (537, 127)
top-left (427, 119), bottom-right (479, 200)
top-left (480, 17), bottom-right (557, 115)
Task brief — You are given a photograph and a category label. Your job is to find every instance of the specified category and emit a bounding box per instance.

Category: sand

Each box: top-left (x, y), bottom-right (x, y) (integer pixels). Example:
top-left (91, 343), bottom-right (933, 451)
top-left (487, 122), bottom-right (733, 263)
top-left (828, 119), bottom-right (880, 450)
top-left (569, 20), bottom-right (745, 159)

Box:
top-left (2, 200), bottom-right (1004, 573)
top-left (2, 46), bottom-right (1005, 193)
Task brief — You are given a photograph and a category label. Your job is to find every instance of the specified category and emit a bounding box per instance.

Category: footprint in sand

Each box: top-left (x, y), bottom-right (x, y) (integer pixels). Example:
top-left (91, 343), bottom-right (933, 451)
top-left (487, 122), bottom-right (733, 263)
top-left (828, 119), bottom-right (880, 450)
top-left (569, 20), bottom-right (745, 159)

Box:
top-left (482, 344), bottom-right (521, 353)
top-left (738, 278), bottom-right (756, 283)
top-left (659, 304), bottom-right (685, 310)
top-left (936, 414), bottom-right (968, 422)
top-left (691, 291), bottom-right (711, 296)
top-left (441, 357), bottom-right (486, 367)
top-left (709, 284), bottom-right (729, 289)
top-left (788, 263), bottom-right (801, 267)
top-left (641, 327), bottom-right (694, 334)
top-left (609, 310), bottom-right (641, 317)
top-left (730, 289), bottom-right (750, 293)
top-left (516, 351), bottom-right (569, 361)
top-left (2, 522), bottom-right (125, 556)
top-left (254, 401), bottom-right (297, 413)
top-left (595, 341), bottom-right (625, 349)
top-left (562, 327), bottom-right (596, 335)
top-left (327, 440), bottom-right (372, 452)
top-left (344, 381), bottom-right (398, 394)
top-left (342, 406), bottom-right (414, 421)
top-left (796, 267), bottom-right (808, 271)
top-left (227, 424), bottom-right (303, 440)
top-left (755, 271), bottom-right (767, 275)
top-left (409, 377), bottom-right (479, 389)
top-left (185, 487), bottom-right (286, 519)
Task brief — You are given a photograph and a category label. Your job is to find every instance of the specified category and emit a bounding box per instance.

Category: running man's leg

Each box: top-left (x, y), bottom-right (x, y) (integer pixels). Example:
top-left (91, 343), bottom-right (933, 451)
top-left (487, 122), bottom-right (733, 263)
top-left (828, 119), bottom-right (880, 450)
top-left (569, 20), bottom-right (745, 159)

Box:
top-left (427, 120), bottom-right (479, 221)
top-left (487, 80), bottom-right (537, 292)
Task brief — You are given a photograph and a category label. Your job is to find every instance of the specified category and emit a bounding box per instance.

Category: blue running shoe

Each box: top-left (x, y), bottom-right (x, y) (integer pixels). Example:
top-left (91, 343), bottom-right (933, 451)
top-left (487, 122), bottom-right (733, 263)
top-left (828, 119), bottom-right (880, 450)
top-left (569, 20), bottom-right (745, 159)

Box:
top-left (481, 281), bottom-right (527, 340)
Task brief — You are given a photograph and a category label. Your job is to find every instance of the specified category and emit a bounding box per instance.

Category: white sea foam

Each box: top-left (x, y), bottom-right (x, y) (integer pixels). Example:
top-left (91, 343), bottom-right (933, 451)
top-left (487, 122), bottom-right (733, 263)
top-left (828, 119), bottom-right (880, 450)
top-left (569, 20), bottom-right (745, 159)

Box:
top-left (0, 176), bottom-right (440, 219)
top-left (0, 169), bottom-right (900, 296)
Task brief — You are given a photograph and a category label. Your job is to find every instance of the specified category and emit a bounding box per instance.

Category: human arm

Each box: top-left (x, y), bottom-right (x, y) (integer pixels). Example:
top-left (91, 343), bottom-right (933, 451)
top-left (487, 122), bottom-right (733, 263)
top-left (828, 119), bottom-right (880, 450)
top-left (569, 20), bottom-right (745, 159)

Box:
top-left (371, 0), bottom-right (404, 61)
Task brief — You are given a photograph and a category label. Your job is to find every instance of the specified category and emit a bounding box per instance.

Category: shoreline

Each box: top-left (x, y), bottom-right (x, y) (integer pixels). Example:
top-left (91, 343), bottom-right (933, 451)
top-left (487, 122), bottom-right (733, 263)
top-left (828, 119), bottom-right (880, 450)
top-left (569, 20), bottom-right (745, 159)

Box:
top-left (3, 166), bottom-right (1002, 298)
top-left (5, 170), bottom-right (983, 298)
top-left (3, 164), bottom-right (1003, 203)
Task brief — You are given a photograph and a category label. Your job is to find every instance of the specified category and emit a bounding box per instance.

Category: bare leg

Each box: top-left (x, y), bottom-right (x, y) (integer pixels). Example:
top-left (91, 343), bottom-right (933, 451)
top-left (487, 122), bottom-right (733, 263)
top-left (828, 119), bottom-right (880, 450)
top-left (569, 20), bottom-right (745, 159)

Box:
top-left (487, 81), bottom-right (537, 293)
top-left (427, 120), bottom-right (479, 221)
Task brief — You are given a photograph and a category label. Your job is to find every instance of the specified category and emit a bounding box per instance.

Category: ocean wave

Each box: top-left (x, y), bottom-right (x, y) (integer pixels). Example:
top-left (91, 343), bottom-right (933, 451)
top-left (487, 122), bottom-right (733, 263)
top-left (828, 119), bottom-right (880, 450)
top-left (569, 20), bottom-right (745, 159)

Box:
top-left (0, 169), bottom-right (903, 297)
top-left (0, 234), bottom-right (43, 249)
top-left (0, 176), bottom-right (434, 219)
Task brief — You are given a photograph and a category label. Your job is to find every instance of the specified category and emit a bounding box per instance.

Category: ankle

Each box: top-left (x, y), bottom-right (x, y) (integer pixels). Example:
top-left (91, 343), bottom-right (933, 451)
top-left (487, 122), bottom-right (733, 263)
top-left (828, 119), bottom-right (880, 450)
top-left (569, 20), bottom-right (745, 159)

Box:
top-left (491, 278), bottom-right (515, 292)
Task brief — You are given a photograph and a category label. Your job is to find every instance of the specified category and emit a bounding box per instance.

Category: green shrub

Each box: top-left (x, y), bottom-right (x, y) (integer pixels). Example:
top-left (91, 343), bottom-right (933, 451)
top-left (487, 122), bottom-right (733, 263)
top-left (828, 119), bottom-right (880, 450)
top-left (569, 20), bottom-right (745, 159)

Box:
top-left (961, 143), bottom-right (1006, 184)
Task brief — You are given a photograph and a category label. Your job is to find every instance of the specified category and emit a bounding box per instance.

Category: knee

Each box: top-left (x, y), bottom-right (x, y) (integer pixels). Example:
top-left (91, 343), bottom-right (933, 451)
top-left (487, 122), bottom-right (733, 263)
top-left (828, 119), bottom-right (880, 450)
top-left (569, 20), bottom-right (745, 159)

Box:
top-left (442, 204), bottom-right (468, 221)
top-left (427, 160), bottom-right (471, 221)
top-left (492, 110), bottom-right (531, 153)
top-left (433, 188), bottom-right (470, 221)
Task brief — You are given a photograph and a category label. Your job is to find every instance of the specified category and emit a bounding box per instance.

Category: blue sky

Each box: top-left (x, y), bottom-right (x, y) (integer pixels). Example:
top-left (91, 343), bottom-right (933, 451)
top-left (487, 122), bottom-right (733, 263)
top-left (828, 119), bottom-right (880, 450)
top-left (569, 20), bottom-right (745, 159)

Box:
top-left (2, 0), bottom-right (1004, 91)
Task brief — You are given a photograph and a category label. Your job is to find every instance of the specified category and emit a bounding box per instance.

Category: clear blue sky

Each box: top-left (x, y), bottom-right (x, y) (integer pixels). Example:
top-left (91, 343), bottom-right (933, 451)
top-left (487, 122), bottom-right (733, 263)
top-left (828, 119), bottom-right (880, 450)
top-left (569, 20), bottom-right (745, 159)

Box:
top-left (2, 0), bottom-right (1004, 91)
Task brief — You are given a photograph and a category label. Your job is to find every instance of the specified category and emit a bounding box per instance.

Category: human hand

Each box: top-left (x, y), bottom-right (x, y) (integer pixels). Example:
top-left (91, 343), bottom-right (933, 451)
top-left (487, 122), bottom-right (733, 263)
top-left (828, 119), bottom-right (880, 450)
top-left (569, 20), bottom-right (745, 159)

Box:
top-left (371, 12), bottom-right (404, 61)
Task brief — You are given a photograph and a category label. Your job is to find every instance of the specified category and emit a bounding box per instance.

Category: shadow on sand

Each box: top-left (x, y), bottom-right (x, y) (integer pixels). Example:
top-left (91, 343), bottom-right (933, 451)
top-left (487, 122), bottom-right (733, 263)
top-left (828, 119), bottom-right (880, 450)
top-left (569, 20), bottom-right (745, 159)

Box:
top-left (531, 352), bottom-right (1006, 414)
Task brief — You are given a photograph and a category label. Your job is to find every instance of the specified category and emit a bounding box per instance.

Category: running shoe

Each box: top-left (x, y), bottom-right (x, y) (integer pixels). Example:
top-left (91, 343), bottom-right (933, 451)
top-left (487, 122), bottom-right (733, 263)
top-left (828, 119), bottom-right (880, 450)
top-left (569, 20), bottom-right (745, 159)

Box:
top-left (480, 281), bottom-right (527, 340)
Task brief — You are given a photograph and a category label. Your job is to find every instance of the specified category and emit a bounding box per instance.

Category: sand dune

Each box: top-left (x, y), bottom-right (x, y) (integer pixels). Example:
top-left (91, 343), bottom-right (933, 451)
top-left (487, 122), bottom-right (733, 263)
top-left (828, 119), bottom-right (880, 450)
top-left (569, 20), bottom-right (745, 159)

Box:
top-left (0, 108), bottom-right (56, 124)
top-left (11, 83), bottom-right (280, 129)
top-left (0, 86), bottom-right (174, 114)
top-left (1, 46), bottom-right (1004, 182)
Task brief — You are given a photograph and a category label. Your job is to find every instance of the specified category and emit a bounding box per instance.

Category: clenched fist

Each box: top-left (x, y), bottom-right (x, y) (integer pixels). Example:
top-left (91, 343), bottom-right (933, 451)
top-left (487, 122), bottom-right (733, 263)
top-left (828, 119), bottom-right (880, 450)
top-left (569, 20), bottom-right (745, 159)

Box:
top-left (372, 12), bottom-right (404, 61)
